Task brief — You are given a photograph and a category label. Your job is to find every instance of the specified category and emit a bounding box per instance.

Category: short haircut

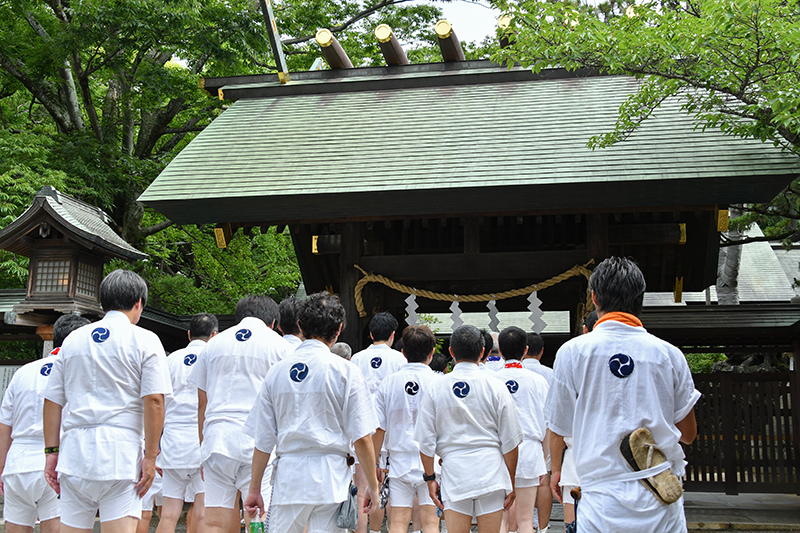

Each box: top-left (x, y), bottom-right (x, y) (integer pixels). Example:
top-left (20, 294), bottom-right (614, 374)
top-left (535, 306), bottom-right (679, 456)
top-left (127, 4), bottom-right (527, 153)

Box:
top-left (190, 313), bottom-right (218, 340)
top-left (99, 270), bottom-right (148, 312)
top-left (589, 257), bottom-right (647, 315)
top-left (526, 332), bottom-right (544, 357)
top-left (498, 326), bottom-right (527, 360)
top-left (235, 295), bottom-right (279, 325)
top-left (584, 310), bottom-right (599, 332)
top-left (450, 325), bottom-right (484, 362)
top-left (298, 291), bottom-right (346, 343)
top-left (482, 329), bottom-right (494, 354)
top-left (369, 312), bottom-right (398, 342)
top-left (429, 351), bottom-right (451, 373)
top-left (490, 331), bottom-right (500, 355)
top-left (278, 297), bottom-right (302, 335)
top-left (331, 342), bottom-right (352, 360)
top-left (402, 325), bottom-right (436, 363)
top-left (53, 314), bottom-right (90, 348)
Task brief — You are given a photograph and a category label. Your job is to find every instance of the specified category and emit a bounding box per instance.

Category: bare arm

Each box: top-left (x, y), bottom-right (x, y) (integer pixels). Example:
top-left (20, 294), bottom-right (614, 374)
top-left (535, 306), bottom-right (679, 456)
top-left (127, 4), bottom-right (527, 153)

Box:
top-left (197, 389), bottom-right (207, 445)
top-left (549, 431), bottom-right (566, 504)
top-left (135, 394), bottom-right (165, 497)
top-left (676, 409), bottom-right (698, 445)
top-left (420, 452), bottom-right (443, 510)
top-left (0, 423), bottom-right (11, 495)
top-left (353, 434), bottom-right (379, 513)
top-left (43, 399), bottom-right (64, 494)
top-left (502, 446), bottom-right (519, 510)
top-left (243, 447), bottom-right (271, 517)
top-left (372, 428), bottom-right (386, 482)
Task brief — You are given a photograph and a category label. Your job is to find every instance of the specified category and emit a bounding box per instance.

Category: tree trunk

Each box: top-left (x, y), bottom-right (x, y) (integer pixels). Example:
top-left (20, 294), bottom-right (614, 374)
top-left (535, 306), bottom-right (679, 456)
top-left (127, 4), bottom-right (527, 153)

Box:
top-left (717, 206), bottom-right (742, 305)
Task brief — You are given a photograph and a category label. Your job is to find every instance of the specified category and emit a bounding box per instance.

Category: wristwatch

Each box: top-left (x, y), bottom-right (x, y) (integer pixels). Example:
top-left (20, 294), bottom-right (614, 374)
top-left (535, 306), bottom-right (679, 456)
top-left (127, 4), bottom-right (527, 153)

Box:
top-left (422, 472), bottom-right (436, 482)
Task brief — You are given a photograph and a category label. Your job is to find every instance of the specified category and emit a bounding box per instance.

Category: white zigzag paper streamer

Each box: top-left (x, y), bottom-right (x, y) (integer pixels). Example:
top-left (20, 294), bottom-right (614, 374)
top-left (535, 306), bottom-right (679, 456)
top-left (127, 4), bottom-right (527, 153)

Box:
top-left (527, 291), bottom-right (547, 334)
top-left (405, 294), bottom-right (418, 326)
top-left (487, 299), bottom-right (499, 332)
top-left (450, 300), bottom-right (463, 330)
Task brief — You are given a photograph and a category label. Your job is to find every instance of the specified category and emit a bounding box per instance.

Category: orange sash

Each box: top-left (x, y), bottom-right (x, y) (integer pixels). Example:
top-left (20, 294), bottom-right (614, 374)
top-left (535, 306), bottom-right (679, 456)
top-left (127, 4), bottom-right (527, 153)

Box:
top-left (595, 311), bottom-right (643, 328)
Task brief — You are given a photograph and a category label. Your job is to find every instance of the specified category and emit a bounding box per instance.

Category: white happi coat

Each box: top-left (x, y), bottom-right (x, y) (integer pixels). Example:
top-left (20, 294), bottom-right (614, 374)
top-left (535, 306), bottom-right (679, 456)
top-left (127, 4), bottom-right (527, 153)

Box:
top-left (545, 319), bottom-right (701, 532)
top-left (0, 350), bottom-right (60, 475)
top-left (350, 344), bottom-right (406, 396)
top-left (415, 362), bottom-right (522, 503)
top-left (522, 358), bottom-right (553, 385)
top-left (161, 339), bottom-right (207, 469)
top-left (253, 339), bottom-right (378, 505)
top-left (492, 361), bottom-right (549, 480)
top-left (484, 355), bottom-right (504, 372)
top-left (283, 334), bottom-right (302, 350)
top-left (374, 362), bottom-right (439, 481)
top-left (190, 317), bottom-right (290, 464)
top-left (45, 311), bottom-right (172, 481)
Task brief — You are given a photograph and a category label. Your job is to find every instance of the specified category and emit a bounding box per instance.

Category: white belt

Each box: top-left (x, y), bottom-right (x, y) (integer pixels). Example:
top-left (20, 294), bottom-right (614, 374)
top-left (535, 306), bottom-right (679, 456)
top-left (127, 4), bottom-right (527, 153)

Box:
top-left (580, 461), bottom-right (671, 490)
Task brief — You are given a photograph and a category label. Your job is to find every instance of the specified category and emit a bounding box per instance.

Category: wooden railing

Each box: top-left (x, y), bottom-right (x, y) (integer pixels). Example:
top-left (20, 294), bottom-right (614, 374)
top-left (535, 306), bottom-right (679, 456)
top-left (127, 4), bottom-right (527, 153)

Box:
top-left (684, 372), bottom-right (799, 495)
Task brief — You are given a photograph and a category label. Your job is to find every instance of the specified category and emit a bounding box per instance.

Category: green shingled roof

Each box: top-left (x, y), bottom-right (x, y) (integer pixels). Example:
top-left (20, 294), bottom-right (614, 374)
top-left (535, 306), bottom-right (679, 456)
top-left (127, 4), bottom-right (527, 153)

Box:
top-left (140, 64), bottom-right (800, 225)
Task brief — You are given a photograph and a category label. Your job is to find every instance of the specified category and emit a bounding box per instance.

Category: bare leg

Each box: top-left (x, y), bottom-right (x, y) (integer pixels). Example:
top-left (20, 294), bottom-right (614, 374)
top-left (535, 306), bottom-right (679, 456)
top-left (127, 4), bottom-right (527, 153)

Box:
top-left (136, 511), bottom-right (152, 533)
top-left (507, 500), bottom-right (518, 532)
top-left (443, 510), bottom-right (473, 533)
top-left (536, 475), bottom-right (552, 531)
top-left (419, 505), bottom-right (439, 533)
top-left (563, 503), bottom-right (575, 530)
top-left (205, 508), bottom-right (236, 533)
top-left (99, 517), bottom-right (139, 533)
top-left (388, 506), bottom-right (412, 533)
top-left (155, 497), bottom-right (184, 533)
top-left (40, 518), bottom-right (61, 533)
top-left (5, 522), bottom-right (34, 533)
top-left (476, 510), bottom-right (503, 533)
top-left (187, 504), bottom-right (195, 533)
top-left (369, 503), bottom-right (385, 533)
top-left (193, 494), bottom-right (205, 533)
top-left (354, 465), bottom-right (368, 533)
top-left (411, 495), bottom-right (421, 532)
top-left (514, 487), bottom-right (537, 533)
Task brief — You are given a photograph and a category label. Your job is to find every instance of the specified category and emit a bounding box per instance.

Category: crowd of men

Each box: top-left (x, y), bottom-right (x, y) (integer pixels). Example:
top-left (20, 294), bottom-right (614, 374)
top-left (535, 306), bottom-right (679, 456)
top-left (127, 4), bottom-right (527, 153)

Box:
top-left (0, 257), bottom-right (699, 533)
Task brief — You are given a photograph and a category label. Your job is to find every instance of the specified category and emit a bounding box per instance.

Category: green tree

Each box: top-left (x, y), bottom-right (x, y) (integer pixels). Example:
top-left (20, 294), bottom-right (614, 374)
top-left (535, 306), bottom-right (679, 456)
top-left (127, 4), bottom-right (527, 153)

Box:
top-left (492, 0), bottom-right (800, 244)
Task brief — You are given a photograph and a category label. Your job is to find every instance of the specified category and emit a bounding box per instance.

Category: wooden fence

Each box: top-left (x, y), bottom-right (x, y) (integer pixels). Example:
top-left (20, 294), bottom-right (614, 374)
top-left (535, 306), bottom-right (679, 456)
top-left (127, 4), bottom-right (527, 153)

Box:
top-left (684, 372), bottom-right (799, 495)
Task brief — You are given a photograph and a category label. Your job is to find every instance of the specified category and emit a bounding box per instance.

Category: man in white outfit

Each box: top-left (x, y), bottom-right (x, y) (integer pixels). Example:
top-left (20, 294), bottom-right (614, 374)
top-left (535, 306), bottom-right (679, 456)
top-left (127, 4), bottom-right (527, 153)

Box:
top-left (43, 269), bottom-right (173, 533)
top-left (277, 297), bottom-right (303, 350)
top-left (350, 311), bottom-right (406, 533)
top-left (372, 325), bottom-right (440, 533)
top-left (243, 291), bottom-right (380, 533)
top-left (0, 314), bottom-right (89, 533)
top-left (190, 295), bottom-right (290, 533)
top-left (156, 313), bottom-right (219, 533)
top-left (492, 326), bottom-right (549, 533)
top-left (546, 257), bottom-right (700, 533)
top-left (415, 324), bottom-right (523, 533)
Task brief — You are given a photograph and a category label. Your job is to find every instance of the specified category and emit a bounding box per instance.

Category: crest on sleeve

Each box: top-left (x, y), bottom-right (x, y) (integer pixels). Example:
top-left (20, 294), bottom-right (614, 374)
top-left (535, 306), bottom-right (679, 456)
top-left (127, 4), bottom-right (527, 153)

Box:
top-left (235, 329), bottom-right (252, 342)
top-left (290, 362), bottom-right (309, 382)
top-left (40, 362), bottom-right (53, 376)
top-left (452, 381), bottom-right (470, 398)
top-left (370, 357), bottom-right (382, 369)
top-left (91, 327), bottom-right (110, 343)
top-left (609, 353), bottom-right (635, 378)
top-left (183, 353), bottom-right (198, 366)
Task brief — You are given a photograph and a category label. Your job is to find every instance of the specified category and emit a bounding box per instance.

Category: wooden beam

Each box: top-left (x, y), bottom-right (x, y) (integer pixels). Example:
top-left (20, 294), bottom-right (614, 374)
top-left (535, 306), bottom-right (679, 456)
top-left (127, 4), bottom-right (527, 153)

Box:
top-left (608, 223), bottom-right (684, 245)
top-left (463, 218), bottom-right (480, 254)
top-left (587, 214), bottom-right (609, 262)
top-left (359, 249), bottom-right (589, 282)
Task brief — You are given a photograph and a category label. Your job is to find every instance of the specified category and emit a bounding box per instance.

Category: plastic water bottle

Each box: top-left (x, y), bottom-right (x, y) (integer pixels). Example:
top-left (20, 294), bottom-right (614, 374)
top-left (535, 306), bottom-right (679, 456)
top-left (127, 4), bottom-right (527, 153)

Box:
top-left (249, 514), bottom-right (264, 533)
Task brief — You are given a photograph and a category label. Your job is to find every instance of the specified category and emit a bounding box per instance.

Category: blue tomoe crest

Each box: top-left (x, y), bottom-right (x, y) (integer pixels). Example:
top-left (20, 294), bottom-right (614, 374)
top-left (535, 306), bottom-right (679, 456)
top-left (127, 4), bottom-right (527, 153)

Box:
top-left (40, 362), bottom-right (53, 376)
top-left (404, 381), bottom-right (419, 395)
top-left (452, 381), bottom-right (470, 398)
top-left (505, 380), bottom-right (519, 394)
top-left (370, 357), bottom-right (382, 369)
top-left (290, 362), bottom-right (309, 382)
top-left (609, 353), bottom-right (635, 378)
top-left (235, 329), bottom-right (252, 342)
top-left (183, 353), bottom-right (198, 366)
top-left (91, 327), bottom-right (110, 343)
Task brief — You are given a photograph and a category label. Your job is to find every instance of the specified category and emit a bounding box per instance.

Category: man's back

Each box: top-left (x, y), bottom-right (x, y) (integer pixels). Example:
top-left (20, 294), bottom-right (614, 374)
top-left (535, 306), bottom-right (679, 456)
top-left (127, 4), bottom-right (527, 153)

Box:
top-left (350, 344), bottom-right (406, 395)
top-left (162, 339), bottom-right (207, 468)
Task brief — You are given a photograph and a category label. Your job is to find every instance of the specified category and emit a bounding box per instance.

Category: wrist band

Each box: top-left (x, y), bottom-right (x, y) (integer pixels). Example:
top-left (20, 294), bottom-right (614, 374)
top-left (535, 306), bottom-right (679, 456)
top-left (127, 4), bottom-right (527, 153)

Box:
top-left (44, 446), bottom-right (59, 454)
top-left (423, 472), bottom-right (436, 482)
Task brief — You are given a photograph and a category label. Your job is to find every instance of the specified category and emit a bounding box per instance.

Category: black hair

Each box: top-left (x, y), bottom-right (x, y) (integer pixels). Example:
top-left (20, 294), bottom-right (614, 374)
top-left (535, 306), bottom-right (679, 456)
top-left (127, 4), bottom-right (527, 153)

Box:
top-left (498, 326), bottom-right (527, 360)
top-left (298, 291), bottom-right (346, 343)
top-left (584, 310), bottom-right (599, 332)
top-left (99, 270), bottom-right (148, 312)
top-left (526, 332), bottom-right (544, 357)
top-left (429, 351), bottom-right (451, 373)
top-left (450, 325), bottom-right (484, 362)
top-left (190, 313), bottom-right (218, 340)
top-left (402, 325), bottom-right (436, 363)
top-left (278, 297), bottom-right (302, 335)
top-left (53, 314), bottom-right (90, 348)
top-left (589, 257), bottom-right (647, 315)
top-left (235, 295), bottom-right (279, 325)
top-left (368, 312), bottom-right (398, 342)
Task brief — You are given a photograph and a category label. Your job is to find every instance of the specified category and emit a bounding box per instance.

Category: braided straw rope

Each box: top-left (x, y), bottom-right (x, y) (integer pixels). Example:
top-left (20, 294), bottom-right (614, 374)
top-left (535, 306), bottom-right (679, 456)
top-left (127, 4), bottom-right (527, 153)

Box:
top-left (354, 260), bottom-right (595, 317)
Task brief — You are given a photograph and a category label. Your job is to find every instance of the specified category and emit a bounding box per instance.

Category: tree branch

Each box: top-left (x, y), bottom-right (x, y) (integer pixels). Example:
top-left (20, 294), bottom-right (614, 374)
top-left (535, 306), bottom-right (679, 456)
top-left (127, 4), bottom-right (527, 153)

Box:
top-left (720, 228), bottom-right (800, 247)
top-left (139, 219), bottom-right (174, 238)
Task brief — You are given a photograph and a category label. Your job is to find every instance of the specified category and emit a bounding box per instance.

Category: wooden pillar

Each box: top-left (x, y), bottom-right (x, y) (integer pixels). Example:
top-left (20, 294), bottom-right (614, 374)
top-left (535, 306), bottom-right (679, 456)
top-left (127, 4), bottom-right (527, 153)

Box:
top-left (36, 324), bottom-right (53, 358)
top-left (792, 340), bottom-right (800, 495)
top-left (587, 214), bottom-right (609, 262)
top-left (339, 223), bottom-right (363, 351)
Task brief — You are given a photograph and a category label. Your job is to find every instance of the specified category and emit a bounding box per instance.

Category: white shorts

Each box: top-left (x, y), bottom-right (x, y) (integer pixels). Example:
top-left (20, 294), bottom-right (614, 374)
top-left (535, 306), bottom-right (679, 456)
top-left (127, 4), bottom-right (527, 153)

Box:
top-left (162, 468), bottom-right (204, 500)
top-left (444, 489), bottom-right (505, 517)
top-left (203, 454), bottom-right (272, 509)
top-left (268, 503), bottom-right (342, 533)
top-left (1, 471), bottom-right (60, 527)
top-left (59, 475), bottom-right (142, 529)
top-left (561, 484), bottom-right (578, 505)
top-left (516, 476), bottom-right (542, 489)
top-left (142, 474), bottom-right (163, 510)
top-left (389, 476), bottom-right (435, 508)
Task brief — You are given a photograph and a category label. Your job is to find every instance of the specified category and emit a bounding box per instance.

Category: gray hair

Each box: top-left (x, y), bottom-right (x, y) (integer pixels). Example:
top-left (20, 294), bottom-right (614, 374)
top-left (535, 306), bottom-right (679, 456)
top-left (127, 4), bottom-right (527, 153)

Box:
top-left (53, 314), bottom-right (91, 348)
top-left (99, 270), bottom-right (148, 312)
top-left (330, 342), bottom-right (352, 360)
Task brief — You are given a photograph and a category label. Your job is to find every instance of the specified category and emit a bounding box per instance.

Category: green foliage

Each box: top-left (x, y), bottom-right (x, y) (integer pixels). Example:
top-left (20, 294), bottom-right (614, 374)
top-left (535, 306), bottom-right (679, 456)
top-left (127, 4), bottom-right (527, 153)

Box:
top-left (0, 340), bottom-right (44, 362)
top-left (685, 351), bottom-right (727, 373)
